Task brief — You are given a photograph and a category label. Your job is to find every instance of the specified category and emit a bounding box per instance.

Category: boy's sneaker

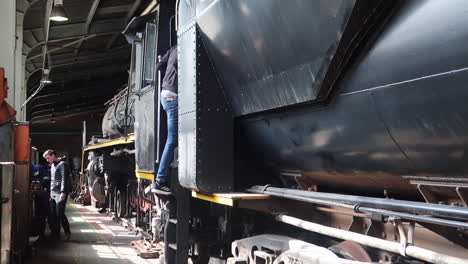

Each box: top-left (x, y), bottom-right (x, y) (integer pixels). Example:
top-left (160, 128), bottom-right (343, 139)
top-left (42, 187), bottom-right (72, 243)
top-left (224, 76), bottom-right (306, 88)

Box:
top-left (152, 181), bottom-right (171, 193)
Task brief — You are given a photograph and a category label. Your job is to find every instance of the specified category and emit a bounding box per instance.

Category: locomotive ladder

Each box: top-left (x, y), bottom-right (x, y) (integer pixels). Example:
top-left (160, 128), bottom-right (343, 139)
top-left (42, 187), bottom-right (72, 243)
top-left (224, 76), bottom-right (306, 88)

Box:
top-left (155, 172), bottom-right (190, 264)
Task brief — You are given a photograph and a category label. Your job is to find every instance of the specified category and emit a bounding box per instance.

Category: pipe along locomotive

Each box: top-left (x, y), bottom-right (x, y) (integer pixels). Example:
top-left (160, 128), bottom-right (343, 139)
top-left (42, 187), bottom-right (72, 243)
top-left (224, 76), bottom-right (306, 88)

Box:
top-left (80, 1), bottom-right (468, 263)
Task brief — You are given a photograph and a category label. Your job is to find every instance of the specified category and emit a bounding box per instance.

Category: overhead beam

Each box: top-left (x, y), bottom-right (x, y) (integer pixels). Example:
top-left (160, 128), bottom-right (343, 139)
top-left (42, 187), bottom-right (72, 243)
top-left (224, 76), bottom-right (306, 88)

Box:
top-left (26, 47), bottom-right (129, 82)
top-left (25, 63), bottom-right (36, 73)
top-left (24, 19), bottom-right (125, 75)
top-left (30, 105), bottom-right (106, 120)
top-left (30, 85), bottom-right (124, 104)
top-left (31, 98), bottom-right (111, 113)
top-left (28, 64), bottom-right (128, 84)
top-left (28, 65), bottom-right (128, 94)
top-left (25, 18), bottom-right (126, 42)
top-left (31, 106), bottom-right (107, 120)
top-left (31, 96), bottom-right (111, 111)
top-left (41, 0), bottom-right (53, 72)
top-left (96, 5), bottom-right (131, 16)
top-left (30, 107), bottom-right (107, 123)
top-left (32, 96), bottom-right (112, 110)
top-left (30, 30), bottom-right (40, 43)
top-left (27, 57), bottom-right (129, 78)
top-left (31, 80), bottom-right (127, 96)
top-left (27, 34), bottom-right (99, 61)
top-left (27, 49), bottom-right (129, 70)
top-left (24, 32), bottom-right (118, 55)
top-left (75, 0), bottom-right (102, 57)
top-left (27, 47), bottom-right (129, 66)
top-left (106, 0), bottom-right (141, 50)
top-left (31, 105), bottom-right (106, 117)
top-left (86, 0), bottom-right (101, 33)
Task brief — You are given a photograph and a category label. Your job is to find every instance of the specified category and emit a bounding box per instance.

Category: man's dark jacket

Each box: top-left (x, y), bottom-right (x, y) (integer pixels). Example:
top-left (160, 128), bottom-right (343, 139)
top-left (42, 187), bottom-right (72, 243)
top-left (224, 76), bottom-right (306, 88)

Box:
top-left (50, 156), bottom-right (72, 194)
top-left (157, 46), bottom-right (178, 94)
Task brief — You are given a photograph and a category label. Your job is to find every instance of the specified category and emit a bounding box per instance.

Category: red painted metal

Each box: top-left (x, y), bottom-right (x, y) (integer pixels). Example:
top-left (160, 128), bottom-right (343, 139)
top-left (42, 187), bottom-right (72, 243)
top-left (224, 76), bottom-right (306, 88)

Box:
top-left (0, 68), bottom-right (16, 125)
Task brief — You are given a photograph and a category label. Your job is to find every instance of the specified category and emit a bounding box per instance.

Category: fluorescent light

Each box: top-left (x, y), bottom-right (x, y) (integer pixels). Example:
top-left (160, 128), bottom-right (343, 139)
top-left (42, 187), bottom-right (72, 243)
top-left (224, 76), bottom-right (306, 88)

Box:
top-left (50, 16), bottom-right (69, 22)
top-left (50, 5), bottom-right (69, 22)
top-left (40, 79), bottom-right (52, 84)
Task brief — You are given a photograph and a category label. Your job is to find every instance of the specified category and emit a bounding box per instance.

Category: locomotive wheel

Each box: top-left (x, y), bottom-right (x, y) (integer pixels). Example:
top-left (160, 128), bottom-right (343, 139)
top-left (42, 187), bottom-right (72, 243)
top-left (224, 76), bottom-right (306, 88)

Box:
top-left (111, 187), bottom-right (117, 212)
top-left (332, 241), bottom-right (372, 262)
top-left (116, 189), bottom-right (127, 218)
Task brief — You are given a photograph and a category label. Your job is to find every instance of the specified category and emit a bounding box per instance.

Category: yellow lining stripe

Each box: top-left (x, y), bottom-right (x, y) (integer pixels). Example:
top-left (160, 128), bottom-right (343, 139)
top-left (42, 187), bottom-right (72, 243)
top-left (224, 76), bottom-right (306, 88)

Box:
top-left (135, 171), bottom-right (154, 180)
top-left (83, 136), bottom-right (134, 151)
top-left (192, 191), bottom-right (235, 207)
top-left (192, 192), bottom-right (270, 207)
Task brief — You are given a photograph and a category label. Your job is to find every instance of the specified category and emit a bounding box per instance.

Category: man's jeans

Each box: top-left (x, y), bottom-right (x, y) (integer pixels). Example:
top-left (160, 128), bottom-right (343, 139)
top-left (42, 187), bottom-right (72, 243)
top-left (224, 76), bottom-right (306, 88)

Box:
top-left (156, 97), bottom-right (178, 184)
top-left (50, 192), bottom-right (71, 236)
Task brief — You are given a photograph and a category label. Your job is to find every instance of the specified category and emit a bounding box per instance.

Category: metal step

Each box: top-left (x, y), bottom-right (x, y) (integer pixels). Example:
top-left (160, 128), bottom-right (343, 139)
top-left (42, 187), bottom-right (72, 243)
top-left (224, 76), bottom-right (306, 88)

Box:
top-left (151, 188), bottom-right (172, 196)
top-left (168, 243), bottom-right (177, 251)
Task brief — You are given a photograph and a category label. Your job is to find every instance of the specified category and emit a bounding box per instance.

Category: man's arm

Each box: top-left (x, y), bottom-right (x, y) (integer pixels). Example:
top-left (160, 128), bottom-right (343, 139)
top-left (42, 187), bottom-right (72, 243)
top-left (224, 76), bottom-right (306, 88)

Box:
top-left (156, 48), bottom-right (170, 71)
top-left (59, 162), bottom-right (71, 200)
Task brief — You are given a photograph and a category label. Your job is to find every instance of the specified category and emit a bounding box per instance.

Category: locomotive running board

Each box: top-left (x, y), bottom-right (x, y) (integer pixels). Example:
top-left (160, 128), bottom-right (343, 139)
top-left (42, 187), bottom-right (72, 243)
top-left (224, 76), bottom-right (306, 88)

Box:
top-left (191, 191), bottom-right (269, 207)
top-left (83, 134), bottom-right (135, 152)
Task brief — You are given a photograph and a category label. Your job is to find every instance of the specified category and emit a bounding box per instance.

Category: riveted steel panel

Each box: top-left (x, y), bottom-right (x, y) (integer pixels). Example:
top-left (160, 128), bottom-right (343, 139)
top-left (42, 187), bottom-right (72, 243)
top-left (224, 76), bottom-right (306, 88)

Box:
top-left (178, 111), bottom-right (197, 189)
top-left (178, 21), bottom-right (198, 190)
top-left (178, 0), bottom-right (395, 116)
top-left (178, 22), bottom-right (233, 192)
top-left (194, 0), bottom-right (358, 115)
top-left (178, 21), bottom-right (197, 116)
top-left (135, 89), bottom-right (157, 173)
top-left (196, 32), bottom-right (233, 192)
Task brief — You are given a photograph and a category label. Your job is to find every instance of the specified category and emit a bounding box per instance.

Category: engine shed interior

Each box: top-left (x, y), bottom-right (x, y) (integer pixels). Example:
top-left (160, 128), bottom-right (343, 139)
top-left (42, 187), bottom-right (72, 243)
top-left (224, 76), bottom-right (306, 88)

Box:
top-left (1, 1), bottom-right (468, 264)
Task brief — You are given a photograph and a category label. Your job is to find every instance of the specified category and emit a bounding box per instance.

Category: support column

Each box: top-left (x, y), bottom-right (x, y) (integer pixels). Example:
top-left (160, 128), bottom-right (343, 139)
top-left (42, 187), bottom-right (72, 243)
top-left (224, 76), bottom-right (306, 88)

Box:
top-left (15, 9), bottom-right (26, 121)
top-left (0, 1), bottom-right (28, 121)
top-left (0, 1), bottom-right (17, 109)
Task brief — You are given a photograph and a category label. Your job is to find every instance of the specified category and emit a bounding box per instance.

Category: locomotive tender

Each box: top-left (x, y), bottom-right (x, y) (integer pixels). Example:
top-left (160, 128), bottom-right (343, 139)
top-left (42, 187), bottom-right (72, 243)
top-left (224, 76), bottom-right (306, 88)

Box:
top-left (81, 1), bottom-right (468, 263)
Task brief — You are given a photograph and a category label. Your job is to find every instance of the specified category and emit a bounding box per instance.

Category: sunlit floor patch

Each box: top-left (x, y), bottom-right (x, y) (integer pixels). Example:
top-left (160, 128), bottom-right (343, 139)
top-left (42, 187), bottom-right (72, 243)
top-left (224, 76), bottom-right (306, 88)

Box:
top-left (70, 216), bottom-right (85, 222)
top-left (25, 202), bottom-right (161, 264)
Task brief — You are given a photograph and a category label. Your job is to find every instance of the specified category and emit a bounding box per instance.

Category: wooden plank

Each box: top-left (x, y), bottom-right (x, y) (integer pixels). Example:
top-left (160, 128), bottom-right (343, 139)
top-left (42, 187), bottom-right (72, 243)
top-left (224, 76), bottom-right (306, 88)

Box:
top-left (131, 240), bottom-right (163, 259)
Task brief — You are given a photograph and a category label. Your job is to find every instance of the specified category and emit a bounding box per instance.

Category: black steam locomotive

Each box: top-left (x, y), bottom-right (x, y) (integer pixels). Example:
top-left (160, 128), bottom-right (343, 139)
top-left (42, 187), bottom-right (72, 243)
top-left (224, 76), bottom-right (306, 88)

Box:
top-left (82, 1), bottom-right (468, 264)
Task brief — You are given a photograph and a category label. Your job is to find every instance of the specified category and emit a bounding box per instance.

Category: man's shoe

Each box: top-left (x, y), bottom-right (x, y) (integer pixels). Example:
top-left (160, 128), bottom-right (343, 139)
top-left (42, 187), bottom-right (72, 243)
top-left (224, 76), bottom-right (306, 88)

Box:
top-left (64, 232), bottom-right (71, 241)
top-left (98, 208), bottom-right (107, 214)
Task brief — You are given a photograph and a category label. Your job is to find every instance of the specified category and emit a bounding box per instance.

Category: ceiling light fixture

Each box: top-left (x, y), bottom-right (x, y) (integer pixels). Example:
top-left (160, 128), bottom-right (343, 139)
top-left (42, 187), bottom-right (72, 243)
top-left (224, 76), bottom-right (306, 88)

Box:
top-left (40, 69), bottom-right (52, 84)
top-left (50, 0), bottom-right (69, 22)
top-left (40, 78), bottom-right (52, 84)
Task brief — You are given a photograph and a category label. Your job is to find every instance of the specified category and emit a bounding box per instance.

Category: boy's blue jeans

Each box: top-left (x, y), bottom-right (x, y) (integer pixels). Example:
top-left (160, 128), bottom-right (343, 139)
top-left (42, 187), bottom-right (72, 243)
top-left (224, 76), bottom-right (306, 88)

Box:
top-left (156, 97), bottom-right (178, 184)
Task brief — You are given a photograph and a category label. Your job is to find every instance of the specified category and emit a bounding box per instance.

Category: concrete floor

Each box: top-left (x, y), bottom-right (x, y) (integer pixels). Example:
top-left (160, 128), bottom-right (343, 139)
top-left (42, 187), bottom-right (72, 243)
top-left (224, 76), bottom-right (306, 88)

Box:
top-left (26, 203), bottom-right (161, 264)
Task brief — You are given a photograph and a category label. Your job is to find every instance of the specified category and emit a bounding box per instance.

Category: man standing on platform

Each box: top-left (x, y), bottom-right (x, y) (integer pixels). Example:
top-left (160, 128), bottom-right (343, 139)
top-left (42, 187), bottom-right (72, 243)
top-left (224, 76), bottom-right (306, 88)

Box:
top-left (153, 45), bottom-right (178, 192)
top-left (43, 149), bottom-right (72, 241)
